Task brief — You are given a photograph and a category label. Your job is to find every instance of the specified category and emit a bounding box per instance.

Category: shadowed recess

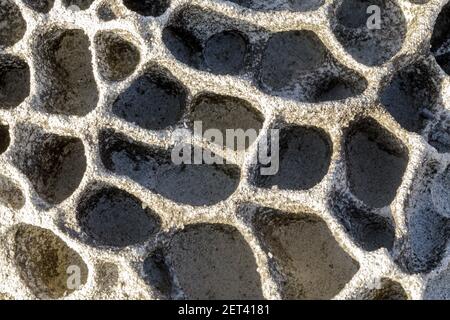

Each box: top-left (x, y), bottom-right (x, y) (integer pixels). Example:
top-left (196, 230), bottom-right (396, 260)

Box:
top-left (12, 126), bottom-right (86, 205)
top-left (95, 31), bottom-right (140, 82)
top-left (227, 0), bottom-right (324, 11)
top-left (345, 118), bottom-right (409, 208)
top-left (329, 192), bottom-right (396, 251)
top-left (368, 279), bottom-right (408, 300)
top-left (431, 165), bottom-right (450, 218)
top-left (97, 1), bottom-right (117, 21)
top-left (259, 30), bottom-right (366, 101)
top-left (260, 31), bottom-right (326, 92)
top-left (0, 175), bottom-right (25, 210)
top-left (112, 66), bottom-right (187, 130)
top-left (252, 206), bottom-right (359, 299)
top-left (424, 265), bottom-right (450, 300)
top-left (62, 0), bottom-right (94, 10)
top-left (349, 278), bottom-right (408, 300)
top-left (77, 186), bottom-right (161, 247)
top-left (380, 61), bottom-right (439, 133)
top-left (311, 74), bottom-right (367, 102)
top-left (397, 213), bottom-right (449, 274)
top-left (169, 223), bottom-right (264, 299)
top-left (100, 131), bottom-right (240, 206)
top-left (123, 0), bottom-right (170, 17)
top-left (143, 249), bottom-right (173, 297)
top-left (0, 0), bottom-right (26, 48)
top-left (22, 0), bottom-right (54, 13)
top-left (395, 161), bottom-right (450, 274)
top-left (189, 93), bottom-right (264, 151)
top-left (203, 31), bottom-right (248, 75)
top-left (36, 29), bottom-right (98, 116)
top-left (332, 0), bottom-right (406, 66)
top-left (0, 54), bottom-right (30, 109)
top-left (163, 7), bottom-right (255, 76)
top-left (99, 130), bottom-right (172, 189)
top-left (162, 26), bottom-right (203, 69)
top-left (155, 162), bottom-right (240, 206)
top-left (428, 113), bottom-right (450, 153)
top-left (164, 28), bottom-right (249, 75)
top-left (13, 224), bottom-right (88, 299)
top-left (255, 125), bottom-right (332, 190)
top-left (0, 124), bottom-right (10, 154)
top-left (431, 2), bottom-right (450, 74)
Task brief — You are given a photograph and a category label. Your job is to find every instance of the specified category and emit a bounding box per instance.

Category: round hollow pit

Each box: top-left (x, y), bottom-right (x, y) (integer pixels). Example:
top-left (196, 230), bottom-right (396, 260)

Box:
top-left (258, 30), bottom-right (365, 101)
top-left (122, 0), bottom-right (170, 17)
top-left (62, 0), bottom-right (94, 10)
top-left (22, 0), bottom-right (54, 13)
top-left (97, 1), bottom-right (118, 21)
top-left (0, 124), bottom-right (10, 154)
top-left (95, 31), bottom-right (140, 82)
top-left (168, 223), bottom-right (264, 299)
top-left (100, 131), bottom-right (241, 206)
top-left (77, 186), bottom-right (161, 247)
top-left (0, 175), bottom-right (25, 210)
top-left (189, 93), bottom-right (264, 151)
top-left (311, 74), bottom-right (367, 102)
top-left (162, 26), bottom-right (203, 69)
top-left (99, 130), bottom-right (172, 189)
top-left (397, 209), bottom-right (450, 274)
top-left (431, 2), bottom-right (450, 75)
top-left (380, 61), bottom-right (439, 133)
top-left (368, 279), bottom-right (408, 300)
top-left (255, 125), bottom-right (332, 190)
top-left (330, 193), bottom-right (396, 251)
top-left (395, 161), bottom-right (450, 274)
top-left (0, 0), bottom-right (26, 48)
top-left (112, 66), bottom-right (187, 130)
top-left (203, 31), bottom-right (248, 75)
top-left (332, 0), bottom-right (406, 66)
top-left (260, 30), bottom-right (327, 93)
top-left (345, 118), bottom-right (409, 208)
top-left (35, 28), bottom-right (99, 116)
top-left (155, 161), bottom-right (241, 206)
top-left (351, 278), bottom-right (408, 300)
top-left (143, 249), bottom-right (173, 297)
top-left (163, 7), bottom-right (256, 76)
top-left (252, 206), bottom-right (359, 299)
top-left (431, 166), bottom-right (450, 218)
top-left (12, 126), bottom-right (86, 205)
top-left (227, 0), bottom-right (324, 12)
top-left (0, 54), bottom-right (30, 110)
top-left (424, 265), bottom-right (450, 300)
top-left (428, 113), bottom-right (450, 153)
top-left (13, 224), bottom-right (88, 299)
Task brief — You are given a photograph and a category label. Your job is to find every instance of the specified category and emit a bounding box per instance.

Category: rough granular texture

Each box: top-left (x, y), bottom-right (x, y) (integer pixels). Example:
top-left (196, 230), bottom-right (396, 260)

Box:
top-left (0, 0), bottom-right (449, 300)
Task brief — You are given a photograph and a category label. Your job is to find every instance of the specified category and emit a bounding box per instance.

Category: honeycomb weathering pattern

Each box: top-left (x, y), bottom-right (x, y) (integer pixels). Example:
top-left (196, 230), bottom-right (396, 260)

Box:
top-left (0, 0), bottom-right (450, 300)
